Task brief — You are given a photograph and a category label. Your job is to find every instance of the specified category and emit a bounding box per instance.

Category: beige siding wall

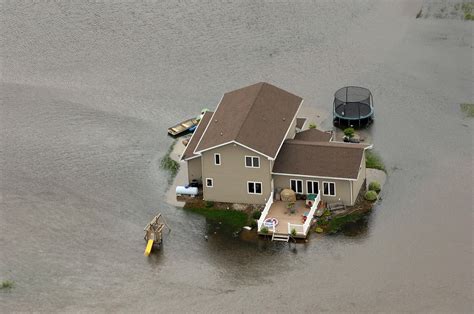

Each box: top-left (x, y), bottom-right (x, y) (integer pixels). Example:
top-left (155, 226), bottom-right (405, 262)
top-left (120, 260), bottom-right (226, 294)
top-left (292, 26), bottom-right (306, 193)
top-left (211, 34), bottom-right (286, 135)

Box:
top-left (286, 116), bottom-right (297, 140)
top-left (273, 174), bottom-right (355, 205)
top-left (186, 157), bottom-right (202, 183)
top-left (201, 144), bottom-right (272, 204)
top-left (351, 151), bottom-right (366, 202)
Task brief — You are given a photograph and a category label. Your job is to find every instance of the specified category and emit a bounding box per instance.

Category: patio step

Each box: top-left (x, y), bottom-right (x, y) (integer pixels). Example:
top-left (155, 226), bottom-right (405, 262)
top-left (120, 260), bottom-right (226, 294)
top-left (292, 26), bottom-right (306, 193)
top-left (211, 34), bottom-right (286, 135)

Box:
top-left (272, 233), bottom-right (290, 242)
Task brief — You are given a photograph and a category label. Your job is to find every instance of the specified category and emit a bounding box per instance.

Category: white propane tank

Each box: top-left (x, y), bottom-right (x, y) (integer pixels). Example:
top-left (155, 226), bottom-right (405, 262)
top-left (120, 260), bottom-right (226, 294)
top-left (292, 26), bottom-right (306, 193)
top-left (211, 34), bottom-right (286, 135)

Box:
top-left (176, 186), bottom-right (198, 196)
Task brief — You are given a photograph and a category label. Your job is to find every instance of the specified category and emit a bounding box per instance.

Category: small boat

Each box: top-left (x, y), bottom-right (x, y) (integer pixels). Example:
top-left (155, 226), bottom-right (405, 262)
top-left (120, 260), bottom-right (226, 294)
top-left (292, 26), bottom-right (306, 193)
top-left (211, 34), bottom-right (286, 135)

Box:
top-left (168, 118), bottom-right (199, 137)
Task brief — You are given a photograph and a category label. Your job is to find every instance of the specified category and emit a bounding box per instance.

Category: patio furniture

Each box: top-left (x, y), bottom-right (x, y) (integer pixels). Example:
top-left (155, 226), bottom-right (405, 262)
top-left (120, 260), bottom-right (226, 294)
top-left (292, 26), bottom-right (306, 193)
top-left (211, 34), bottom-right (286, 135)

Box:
top-left (327, 201), bottom-right (345, 211)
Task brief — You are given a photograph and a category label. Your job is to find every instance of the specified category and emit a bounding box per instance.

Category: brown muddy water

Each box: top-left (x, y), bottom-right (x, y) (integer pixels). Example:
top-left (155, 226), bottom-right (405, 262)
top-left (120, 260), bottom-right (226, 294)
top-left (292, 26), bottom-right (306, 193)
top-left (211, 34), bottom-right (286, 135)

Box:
top-left (1, 1), bottom-right (472, 312)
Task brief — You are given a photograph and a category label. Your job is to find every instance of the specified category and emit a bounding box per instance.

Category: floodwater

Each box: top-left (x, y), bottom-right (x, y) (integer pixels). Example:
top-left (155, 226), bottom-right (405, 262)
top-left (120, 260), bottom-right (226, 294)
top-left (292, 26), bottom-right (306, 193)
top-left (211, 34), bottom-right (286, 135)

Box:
top-left (1, 0), bottom-right (472, 312)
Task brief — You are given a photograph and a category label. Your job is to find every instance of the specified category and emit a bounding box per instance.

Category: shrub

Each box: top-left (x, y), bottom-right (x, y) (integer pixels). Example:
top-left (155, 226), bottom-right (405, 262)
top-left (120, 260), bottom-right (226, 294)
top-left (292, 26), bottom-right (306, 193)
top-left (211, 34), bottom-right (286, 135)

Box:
top-left (1, 280), bottom-right (14, 289)
top-left (205, 201), bottom-right (215, 208)
top-left (368, 181), bottom-right (381, 193)
top-left (260, 226), bottom-right (269, 234)
top-left (317, 217), bottom-right (328, 226)
top-left (315, 227), bottom-right (324, 233)
top-left (252, 210), bottom-right (261, 220)
top-left (364, 190), bottom-right (378, 202)
top-left (308, 123), bottom-right (317, 129)
top-left (290, 228), bottom-right (297, 237)
top-left (460, 103), bottom-right (474, 117)
top-left (343, 127), bottom-right (355, 138)
top-left (249, 220), bottom-right (258, 229)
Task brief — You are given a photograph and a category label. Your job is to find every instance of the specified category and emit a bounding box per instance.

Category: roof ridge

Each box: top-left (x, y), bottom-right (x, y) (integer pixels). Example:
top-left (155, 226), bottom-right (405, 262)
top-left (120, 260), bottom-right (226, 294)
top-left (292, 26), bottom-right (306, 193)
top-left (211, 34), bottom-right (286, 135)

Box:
top-left (235, 82), bottom-right (265, 144)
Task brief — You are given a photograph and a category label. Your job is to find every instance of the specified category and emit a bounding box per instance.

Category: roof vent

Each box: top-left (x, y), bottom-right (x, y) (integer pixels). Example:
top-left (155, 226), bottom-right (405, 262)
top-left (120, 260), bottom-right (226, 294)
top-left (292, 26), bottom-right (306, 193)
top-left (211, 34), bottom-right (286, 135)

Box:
top-left (282, 117), bottom-right (286, 121)
top-left (220, 132), bottom-right (223, 136)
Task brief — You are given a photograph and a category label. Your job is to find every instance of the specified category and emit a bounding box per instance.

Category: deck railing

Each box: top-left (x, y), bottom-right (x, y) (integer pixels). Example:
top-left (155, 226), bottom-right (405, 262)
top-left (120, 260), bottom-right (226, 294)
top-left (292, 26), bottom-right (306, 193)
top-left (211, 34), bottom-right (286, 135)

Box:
top-left (302, 191), bottom-right (321, 234)
top-left (257, 192), bottom-right (274, 232)
top-left (288, 222), bottom-right (304, 235)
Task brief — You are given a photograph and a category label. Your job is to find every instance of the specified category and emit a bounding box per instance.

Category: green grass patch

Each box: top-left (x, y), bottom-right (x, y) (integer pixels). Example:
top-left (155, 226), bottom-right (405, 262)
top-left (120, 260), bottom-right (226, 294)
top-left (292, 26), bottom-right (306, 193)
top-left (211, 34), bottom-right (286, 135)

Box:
top-left (326, 212), bottom-right (365, 234)
top-left (462, 3), bottom-right (474, 20)
top-left (366, 150), bottom-right (386, 172)
top-left (1, 280), bottom-right (14, 290)
top-left (160, 140), bottom-right (180, 182)
top-left (184, 206), bottom-right (249, 231)
top-left (460, 103), bottom-right (474, 117)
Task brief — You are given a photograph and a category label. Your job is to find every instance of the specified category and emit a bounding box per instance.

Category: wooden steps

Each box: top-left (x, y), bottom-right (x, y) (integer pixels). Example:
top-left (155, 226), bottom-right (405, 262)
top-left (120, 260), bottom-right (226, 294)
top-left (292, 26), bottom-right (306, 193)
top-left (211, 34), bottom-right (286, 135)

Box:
top-left (272, 233), bottom-right (290, 242)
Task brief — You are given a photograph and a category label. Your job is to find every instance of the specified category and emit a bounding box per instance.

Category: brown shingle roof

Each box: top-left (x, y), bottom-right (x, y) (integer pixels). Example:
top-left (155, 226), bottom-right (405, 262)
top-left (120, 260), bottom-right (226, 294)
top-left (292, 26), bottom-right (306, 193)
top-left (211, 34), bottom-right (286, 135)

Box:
top-left (296, 117), bottom-right (307, 129)
top-left (294, 128), bottom-right (332, 142)
top-left (181, 111), bottom-right (213, 160)
top-left (195, 82), bottom-right (302, 158)
top-left (272, 140), bottom-right (365, 179)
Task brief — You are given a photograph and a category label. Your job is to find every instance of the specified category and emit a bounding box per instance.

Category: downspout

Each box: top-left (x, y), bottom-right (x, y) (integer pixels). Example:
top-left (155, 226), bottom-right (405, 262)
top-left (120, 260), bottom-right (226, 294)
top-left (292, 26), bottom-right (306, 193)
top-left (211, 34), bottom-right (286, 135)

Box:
top-left (350, 180), bottom-right (353, 205)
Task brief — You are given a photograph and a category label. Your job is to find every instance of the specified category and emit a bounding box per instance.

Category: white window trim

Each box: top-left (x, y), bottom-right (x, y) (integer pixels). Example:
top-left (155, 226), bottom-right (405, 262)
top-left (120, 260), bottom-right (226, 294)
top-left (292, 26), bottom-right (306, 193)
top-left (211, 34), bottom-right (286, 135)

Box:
top-left (306, 180), bottom-right (319, 195)
top-left (290, 179), bottom-right (303, 194)
top-left (206, 178), bottom-right (214, 188)
top-left (247, 181), bottom-right (263, 195)
top-left (322, 181), bottom-right (336, 196)
top-left (244, 155), bottom-right (260, 168)
top-left (214, 153), bottom-right (221, 165)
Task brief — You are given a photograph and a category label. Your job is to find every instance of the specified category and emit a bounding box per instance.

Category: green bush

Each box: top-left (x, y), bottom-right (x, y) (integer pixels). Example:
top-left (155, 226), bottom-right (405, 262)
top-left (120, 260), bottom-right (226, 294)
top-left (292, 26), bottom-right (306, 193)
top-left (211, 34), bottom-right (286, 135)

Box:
top-left (460, 103), bottom-right (474, 117)
top-left (205, 201), bottom-right (215, 208)
top-left (308, 123), bottom-right (317, 129)
top-left (343, 127), bottom-right (355, 138)
top-left (317, 217), bottom-right (328, 226)
top-left (1, 280), bottom-right (14, 289)
top-left (290, 228), bottom-right (297, 237)
top-left (364, 190), bottom-right (378, 202)
top-left (249, 220), bottom-right (258, 229)
top-left (368, 181), bottom-right (381, 193)
top-left (260, 226), bottom-right (269, 234)
top-left (252, 210), bottom-right (262, 220)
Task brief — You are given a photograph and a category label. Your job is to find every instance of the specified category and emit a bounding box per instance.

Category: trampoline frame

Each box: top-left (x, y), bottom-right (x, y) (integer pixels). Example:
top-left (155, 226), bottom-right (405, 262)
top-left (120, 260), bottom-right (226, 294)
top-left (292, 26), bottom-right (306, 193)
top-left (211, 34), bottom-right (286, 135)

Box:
top-left (333, 86), bottom-right (374, 128)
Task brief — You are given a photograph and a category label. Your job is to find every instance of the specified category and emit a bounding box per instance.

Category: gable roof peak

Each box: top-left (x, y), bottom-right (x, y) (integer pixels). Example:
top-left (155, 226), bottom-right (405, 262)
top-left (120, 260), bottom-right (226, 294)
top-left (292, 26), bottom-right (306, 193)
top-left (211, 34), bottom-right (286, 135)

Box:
top-left (195, 82), bottom-right (303, 158)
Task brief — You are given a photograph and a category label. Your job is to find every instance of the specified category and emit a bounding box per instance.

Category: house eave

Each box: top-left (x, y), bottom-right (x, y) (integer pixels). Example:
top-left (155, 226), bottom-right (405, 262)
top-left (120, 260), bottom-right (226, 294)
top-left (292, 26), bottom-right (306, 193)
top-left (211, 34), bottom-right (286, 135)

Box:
top-left (271, 172), bottom-right (358, 181)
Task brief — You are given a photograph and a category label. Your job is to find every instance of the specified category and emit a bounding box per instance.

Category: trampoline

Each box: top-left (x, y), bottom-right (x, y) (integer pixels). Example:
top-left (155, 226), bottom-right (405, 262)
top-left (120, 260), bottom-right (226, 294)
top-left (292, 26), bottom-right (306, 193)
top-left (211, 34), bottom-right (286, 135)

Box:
top-left (333, 86), bottom-right (374, 128)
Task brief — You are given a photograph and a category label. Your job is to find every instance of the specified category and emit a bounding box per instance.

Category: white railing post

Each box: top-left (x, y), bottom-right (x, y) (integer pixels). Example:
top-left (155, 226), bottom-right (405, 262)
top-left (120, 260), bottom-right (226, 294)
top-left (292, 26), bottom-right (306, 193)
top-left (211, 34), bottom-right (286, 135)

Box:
top-left (257, 192), bottom-right (274, 231)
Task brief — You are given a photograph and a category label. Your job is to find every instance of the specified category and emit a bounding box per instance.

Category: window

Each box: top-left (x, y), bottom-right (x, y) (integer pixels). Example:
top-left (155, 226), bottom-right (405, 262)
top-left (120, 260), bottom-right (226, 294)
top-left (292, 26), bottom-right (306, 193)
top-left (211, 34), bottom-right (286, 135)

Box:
top-left (245, 156), bottom-right (260, 168)
top-left (307, 181), bottom-right (319, 195)
top-left (290, 179), bottom-right (303, 194)
top-left (206, 178), bottom-right (213, 188)
top-left (247, 181), bottom-right (262, 194)
top-left (322, 181), bottom-right (336, 196)
top-left (214, 153), bottom-right (221, 165)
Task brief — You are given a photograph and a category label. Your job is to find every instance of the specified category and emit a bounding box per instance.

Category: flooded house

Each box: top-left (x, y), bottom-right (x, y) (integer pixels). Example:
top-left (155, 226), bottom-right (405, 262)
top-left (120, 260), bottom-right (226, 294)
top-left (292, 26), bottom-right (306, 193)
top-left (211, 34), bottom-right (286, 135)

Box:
top-left (180, 82), bottom-right (371, 240)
